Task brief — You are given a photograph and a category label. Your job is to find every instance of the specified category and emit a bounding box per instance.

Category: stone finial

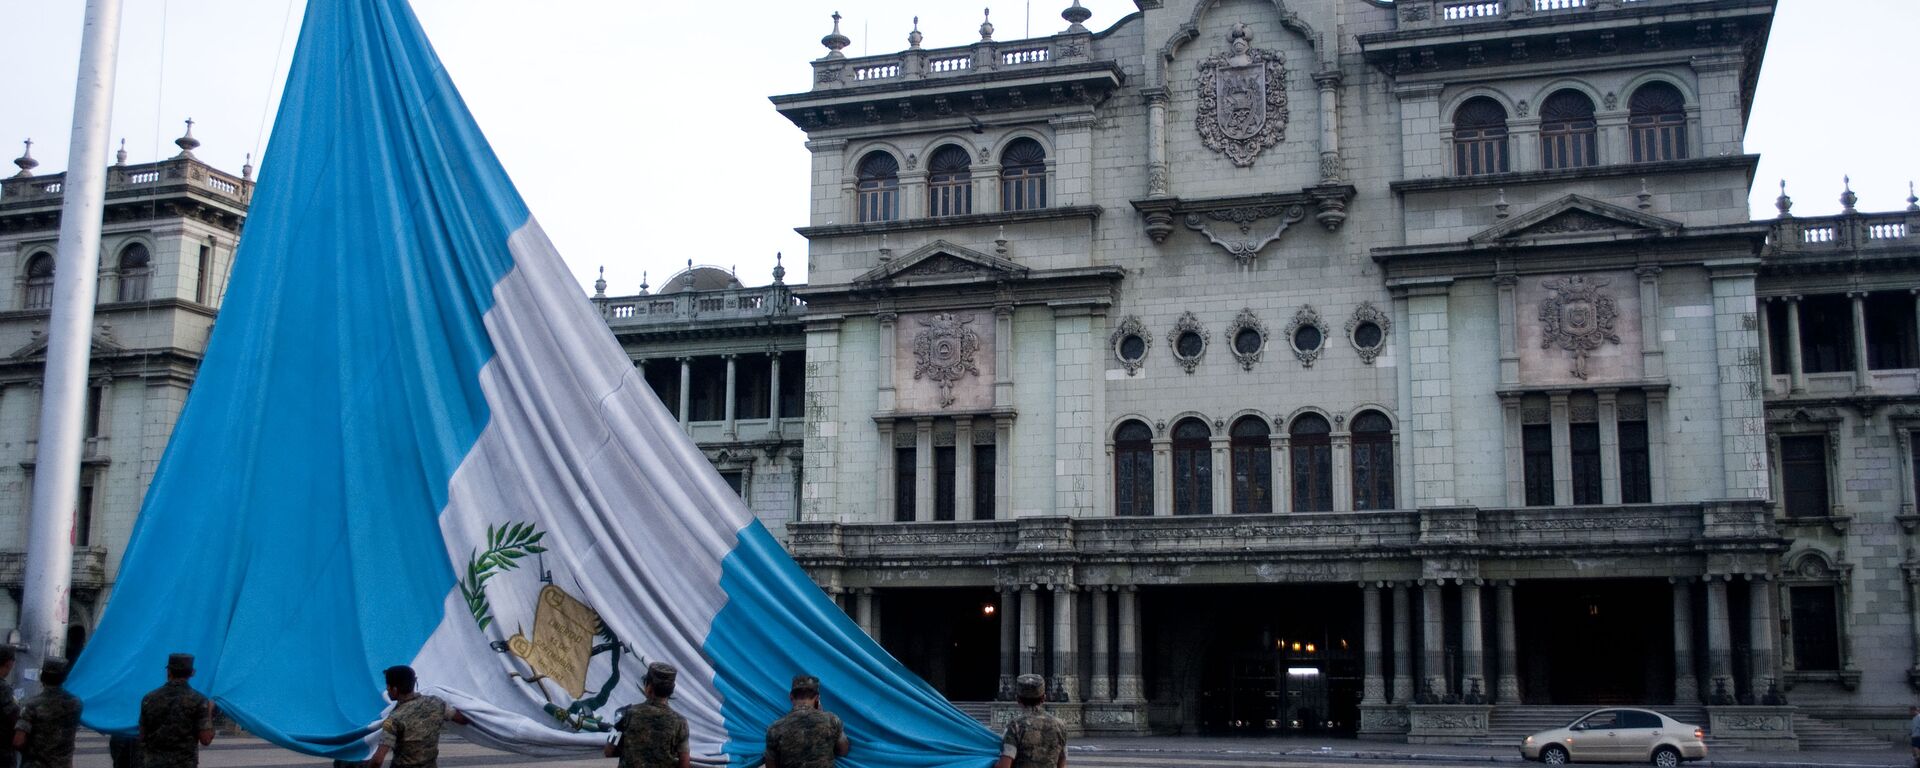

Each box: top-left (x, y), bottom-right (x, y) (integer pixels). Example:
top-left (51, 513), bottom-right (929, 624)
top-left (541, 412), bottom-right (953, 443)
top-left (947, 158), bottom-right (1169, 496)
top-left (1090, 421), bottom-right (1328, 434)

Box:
top-left (115, 138), bottom-right (128, 166)
top-left (1636, 178), bottom-right (1652, 211)
top-left (820, 12), bottom-right (851, 59)
top-left (1840, 175), bottom-right (1857, 213)
top-left (1775, 180), bottom-right (1793, 219)
top-left (11, 139), bottom-right (36, 178)
top-left (1907, 181), bottom-right (1918, 213)
top-left (908, 16), bottom-right (923, 49)
top-left (772, 252), bottom-right (787, 284)
top-left (980, 7), bottom-right (995, 41)
top-left (1494, 188), bottom-right (1510, 220)
top-left (639, 271), bottom-right (650, 295)
top-left (242, 153), bottom-right (254, 181)
top-left (1062, 0), bottom-right (1092, 33)
top-left (594, 266), bottom-right (607, 297)
top-left (175, 118), bottom-right (201, 158)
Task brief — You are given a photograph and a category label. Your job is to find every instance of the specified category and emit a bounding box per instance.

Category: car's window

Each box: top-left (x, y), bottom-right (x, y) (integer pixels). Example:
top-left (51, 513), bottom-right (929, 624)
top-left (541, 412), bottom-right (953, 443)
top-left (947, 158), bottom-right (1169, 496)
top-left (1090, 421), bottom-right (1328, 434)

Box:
top-left (1578, 711), bottom-right (1621, 729)
top-left (1620, 711), bottom-right (1664, 729)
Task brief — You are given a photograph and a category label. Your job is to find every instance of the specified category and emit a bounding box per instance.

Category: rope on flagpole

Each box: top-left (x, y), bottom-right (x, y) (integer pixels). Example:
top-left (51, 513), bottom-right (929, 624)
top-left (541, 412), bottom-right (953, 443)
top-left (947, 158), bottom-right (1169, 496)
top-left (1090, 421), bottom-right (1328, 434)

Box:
top-left (254, 0), bottom-right (299, 164)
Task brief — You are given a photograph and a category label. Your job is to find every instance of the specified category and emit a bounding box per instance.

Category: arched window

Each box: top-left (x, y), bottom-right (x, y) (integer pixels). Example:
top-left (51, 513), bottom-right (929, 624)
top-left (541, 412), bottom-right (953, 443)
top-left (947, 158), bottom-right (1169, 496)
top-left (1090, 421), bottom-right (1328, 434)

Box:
top-left (1629, 82), bottom-right (1688, 163)
top-left (1351, 411), bottom-right (1395, 511)
top-left (1000, 138), bottom-right (1047, 212)
top-left (1171, 418), bottom-right (1213, 516)
top-left (856, 151), bottom-right (900, 223)
top-left (927, 145), bottom-right (973, 217)
top-left (1113, 420), bottom-right (1154, 517)
top-left (116, 243), bottom-right (152, 302)
top-left (1290, 414), bottom-right (1333, 512)
top-left (1230, 417), bottom-right (1272, 515)
top-left (23, 252), bottom-right (55, 310)
top-left (1452, 97), bottom-right (1509, 176)
top-left (1539, 90), bottom-right (1598, 170)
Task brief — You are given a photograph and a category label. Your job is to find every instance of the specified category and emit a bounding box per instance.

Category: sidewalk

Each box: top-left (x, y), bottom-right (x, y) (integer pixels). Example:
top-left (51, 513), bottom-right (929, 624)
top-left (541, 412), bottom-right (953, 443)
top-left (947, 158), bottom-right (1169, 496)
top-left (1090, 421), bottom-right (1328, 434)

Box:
top-left (1072, 735), bottom-right (1914, 768)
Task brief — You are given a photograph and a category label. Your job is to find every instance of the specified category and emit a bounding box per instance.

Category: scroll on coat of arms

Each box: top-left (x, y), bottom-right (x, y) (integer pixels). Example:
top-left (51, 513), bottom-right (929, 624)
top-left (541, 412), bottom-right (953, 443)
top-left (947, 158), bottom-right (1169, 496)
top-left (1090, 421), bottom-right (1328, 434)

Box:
top-left (1196, 23), bottom-right (1290, 167)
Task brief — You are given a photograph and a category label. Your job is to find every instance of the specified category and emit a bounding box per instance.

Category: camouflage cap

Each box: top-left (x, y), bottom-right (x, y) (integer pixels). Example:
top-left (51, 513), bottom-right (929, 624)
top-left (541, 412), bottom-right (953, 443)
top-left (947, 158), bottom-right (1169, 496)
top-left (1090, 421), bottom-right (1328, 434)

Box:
top-left (40, 656), bottom-right (70, 678)
top-left (167, 653), bottom-right (195, 675)
top-left (1015, 673), bottom-right (1046, 699)
top-left (790, 674), bottom-right (821, 696)
top-left (644, 661), bottom-right (677, 688)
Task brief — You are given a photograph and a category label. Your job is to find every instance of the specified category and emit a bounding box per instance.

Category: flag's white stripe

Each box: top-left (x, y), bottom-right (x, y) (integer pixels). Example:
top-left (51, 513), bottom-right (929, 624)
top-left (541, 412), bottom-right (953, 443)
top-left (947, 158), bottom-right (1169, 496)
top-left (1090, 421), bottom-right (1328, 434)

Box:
top-left (410, 219), bottom-right (747, 756)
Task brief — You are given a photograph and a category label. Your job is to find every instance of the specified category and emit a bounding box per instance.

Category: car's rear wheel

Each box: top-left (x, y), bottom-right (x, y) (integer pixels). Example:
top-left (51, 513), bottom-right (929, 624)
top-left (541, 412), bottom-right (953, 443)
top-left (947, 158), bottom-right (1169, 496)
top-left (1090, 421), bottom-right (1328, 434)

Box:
top-left (1652, 746), bottom-right (1681, 767)
top-left (1541, 745), bottom-right (1569, 765)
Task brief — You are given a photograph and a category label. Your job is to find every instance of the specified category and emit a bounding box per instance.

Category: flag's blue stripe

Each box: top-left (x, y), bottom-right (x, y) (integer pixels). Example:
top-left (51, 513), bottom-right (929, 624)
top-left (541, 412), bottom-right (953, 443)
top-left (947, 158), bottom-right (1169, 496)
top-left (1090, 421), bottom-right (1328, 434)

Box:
top-left (67, 0), bottom-right (527, 757)
top-left (707, 522), bottom-right (1001, 768)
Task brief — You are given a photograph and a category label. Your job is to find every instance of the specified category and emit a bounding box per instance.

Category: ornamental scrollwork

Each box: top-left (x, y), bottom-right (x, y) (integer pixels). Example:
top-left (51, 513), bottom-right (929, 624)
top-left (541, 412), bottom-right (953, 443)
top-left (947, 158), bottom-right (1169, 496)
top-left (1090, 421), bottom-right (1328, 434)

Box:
top-left (1167, 312), bottom-right (1209, 374)
top-left (1195, 23), bottom-right (1290, 167)
top-left (1224, 308), bottom-right (1268, 371)
top-left (1183, 204), bottom-right (1307, 266)
top-left (1538, 276), bottom-right (1621, 380)
top-left (1345, 301), bottom-right (1392, 365)
top-left (1109, 315), bottom-right (1151, 376)
top-left (1283, 305), bottom-right (1329, 368)
top-left (912, 312), bottom-right (981, 408)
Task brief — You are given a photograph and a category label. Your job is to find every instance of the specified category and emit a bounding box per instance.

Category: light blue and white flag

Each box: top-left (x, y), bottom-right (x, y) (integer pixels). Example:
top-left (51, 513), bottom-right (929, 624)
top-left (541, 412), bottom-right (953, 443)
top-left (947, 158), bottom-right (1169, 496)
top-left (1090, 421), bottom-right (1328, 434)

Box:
top-left (66, 1), bottom-right (999, 765)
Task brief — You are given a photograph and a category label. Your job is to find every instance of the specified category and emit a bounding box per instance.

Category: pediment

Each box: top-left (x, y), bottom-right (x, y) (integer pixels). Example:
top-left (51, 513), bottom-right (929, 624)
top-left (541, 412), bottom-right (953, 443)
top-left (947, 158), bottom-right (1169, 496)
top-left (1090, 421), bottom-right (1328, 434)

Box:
top-left (1470, 194), bottom-right (1682, 244)
top-left (854, 239), bottom-right (1029, 285)
top-left (9, 331), bottom-right (125, 360)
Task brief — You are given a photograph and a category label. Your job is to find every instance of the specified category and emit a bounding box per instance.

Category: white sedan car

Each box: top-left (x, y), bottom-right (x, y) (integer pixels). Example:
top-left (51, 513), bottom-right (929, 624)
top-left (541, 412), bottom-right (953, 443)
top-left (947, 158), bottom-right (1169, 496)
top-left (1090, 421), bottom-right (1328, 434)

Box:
top-left (1520, 708), bottom-right (1708, 766)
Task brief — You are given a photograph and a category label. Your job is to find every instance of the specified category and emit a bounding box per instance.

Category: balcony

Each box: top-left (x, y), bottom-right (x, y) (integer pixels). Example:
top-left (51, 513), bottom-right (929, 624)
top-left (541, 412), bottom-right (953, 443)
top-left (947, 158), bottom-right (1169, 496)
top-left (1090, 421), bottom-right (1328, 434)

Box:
top-left (1765, 210), bottom-right (1920, 268)
top-left (1396, 0), bottom-right (1723, 30)
top-left (0, 155), bottom-right (252, 211)
top-left (597, 285), bottom-right (805, 332)
top-left (0, 548), bottom-right (110, 591)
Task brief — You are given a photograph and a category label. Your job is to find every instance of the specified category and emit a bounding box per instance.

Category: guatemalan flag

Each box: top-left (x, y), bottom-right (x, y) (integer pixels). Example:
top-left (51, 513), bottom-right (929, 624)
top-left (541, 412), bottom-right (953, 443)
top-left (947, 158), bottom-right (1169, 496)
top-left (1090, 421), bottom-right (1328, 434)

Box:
top-left (66, 1), bottom-right (1000, 765)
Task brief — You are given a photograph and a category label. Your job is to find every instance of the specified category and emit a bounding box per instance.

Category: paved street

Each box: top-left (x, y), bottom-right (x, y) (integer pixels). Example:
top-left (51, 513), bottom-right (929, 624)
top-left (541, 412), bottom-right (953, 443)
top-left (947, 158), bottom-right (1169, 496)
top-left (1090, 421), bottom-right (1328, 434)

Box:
top-left (61, 733), bottom-right (1918, 768)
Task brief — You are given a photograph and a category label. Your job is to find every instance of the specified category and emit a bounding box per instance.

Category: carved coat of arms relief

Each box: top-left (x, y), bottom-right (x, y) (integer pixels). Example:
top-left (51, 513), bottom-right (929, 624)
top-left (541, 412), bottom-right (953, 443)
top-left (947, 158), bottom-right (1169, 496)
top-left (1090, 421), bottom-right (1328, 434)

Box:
top-left (1538, 276), bottom-right (1621, 380)
top-left (1196, 23), bottom-right (1290, 167)
top-left (912, 313), bottom-right (982, 408)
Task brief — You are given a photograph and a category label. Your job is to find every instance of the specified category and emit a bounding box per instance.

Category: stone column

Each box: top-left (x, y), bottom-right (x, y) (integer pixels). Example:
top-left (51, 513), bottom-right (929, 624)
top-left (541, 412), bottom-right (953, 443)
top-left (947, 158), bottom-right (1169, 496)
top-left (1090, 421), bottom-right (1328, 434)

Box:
top-left (1672, 577), bottom-right (1698, 704)
top-left (1332, 429), bottom-right (1354, 512)
top-left (1090, 587), bottom-right (1112, 701)
top-left (767, 351), bottom-right (783, 434)
top-left (1749, 575), bottom-right (1778, 700)
top-left (1549, 391), bottom-right (1573, 506)
top-left (994, 414), bottom-right (1014, 518)
top-left (1052, 585), bottom-right (1079, 702)
top-left (915, 417), bottom-right (935, 521)
top-left (1756, 298), bottom-right (1773, 396)
top-left (1460, 579), bottom-right (1485, 701)
top-left (1422, 580), bottom-right (1448, 700)
top-left (1709, 261), bottom-right (1768, 501)
top-left (1496, 580), bottom-right (1521, 704)
top-left (1019, 585), bottom-right (1040, 676)
top-left (1598, 389), bottom-right (1621, 505)
top-left (722, 354), bottom-right (738, 439)
top-left (876, 421), bottom-right (897, 519)
top-left (1211, 433), bottom-right (1232, 515)
top-left (1152, 430), bottom-right (1173, 516)
top-left (1706, 576), bottom-right (1734, 702)
top-left (1144, 89), bottom-right (1170, 198)
top-left (877, 312), bottom-right (899, 411)
top-left (1496, 275), bottom-right (1521, 385)
top-left (1271, 430), bottom-right (1290, 515)
top-left (1850, 291), bottom-right (1873, 393)
top-left (1117, 586), bottom-right (1144, 701)
top-left (855, 589), bottom-right (875, 637)
top-left (1392, 583), bottom-right (1414, 703)
top-left (1361, 583), bottom-right (1385, 705)
top-left (676, 357), bottom-right (691, 429)
top-left (1785, 296), bottom-right (1806, 394)
top-left (955, 416), bottom-right (975, 519)
top-left (1636, 265), bottom-right (1667, 380)
top-left (998, 586), bottom-right (1017, 699)
top-left (1314, 70), bottom-right (1344, 182)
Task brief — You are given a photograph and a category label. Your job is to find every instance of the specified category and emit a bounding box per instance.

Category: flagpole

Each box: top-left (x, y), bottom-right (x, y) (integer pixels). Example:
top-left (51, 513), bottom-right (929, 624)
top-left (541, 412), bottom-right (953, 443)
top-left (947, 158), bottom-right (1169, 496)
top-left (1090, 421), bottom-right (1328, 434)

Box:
top-left (20, 0), bottom-right (124, 691)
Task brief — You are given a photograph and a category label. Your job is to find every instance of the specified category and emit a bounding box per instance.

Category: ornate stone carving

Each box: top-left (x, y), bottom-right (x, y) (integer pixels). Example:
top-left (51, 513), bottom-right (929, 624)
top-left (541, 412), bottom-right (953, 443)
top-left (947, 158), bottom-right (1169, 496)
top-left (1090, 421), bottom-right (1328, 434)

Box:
top-left (1224, 308), bottom-right (1268, 371)
top-left (1284, 305), bottom-right (1329, 368)
top-left (1532, 210), bottom-right (1622, 235)
top-left (1400, 3), bottom-right (1430, 21)
top-left (1109, 315), bottom-right (1152, 376)
top-left (1345, 301), bottom-right (1392, 365)
top-left (1183, 204), bottom-right (1307, 265)
top-left (1538, 276), bottom-right (1620, 380)
top-left (1195, 24), bottom-right (1289, 167)
top-left (912, 313), bottom-right (982, 407)
top-left (1167, 312), bottom-right (1209, 374)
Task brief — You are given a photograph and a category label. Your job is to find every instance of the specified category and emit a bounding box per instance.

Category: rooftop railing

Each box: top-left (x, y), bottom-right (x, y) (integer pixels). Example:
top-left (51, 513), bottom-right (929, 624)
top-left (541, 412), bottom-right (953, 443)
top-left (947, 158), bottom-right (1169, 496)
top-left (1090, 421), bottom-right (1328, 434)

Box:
top-left (598, 284), bottom-right (806, 327)
top-left (1767, 209), bottom-right (1920, 255)
top-left (0, 155), bottom-right (252, 208)
top-left (1402, 0), bottom-right (1671, 30)
top-left (811, 29), bottom-right (1093, 91)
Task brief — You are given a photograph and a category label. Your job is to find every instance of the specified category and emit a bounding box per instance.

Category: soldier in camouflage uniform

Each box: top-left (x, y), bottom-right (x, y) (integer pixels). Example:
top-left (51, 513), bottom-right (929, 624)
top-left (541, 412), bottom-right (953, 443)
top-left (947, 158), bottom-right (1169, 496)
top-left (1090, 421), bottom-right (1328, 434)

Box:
top-left (139, 654), bottom-right (215, 768)
top-left (995, 674), bottom-right (1066, 768)
top-left (0, 646), bottom-right (19, 768)
top-left (602, 662), bottom-right (690, 768)
top-left (762, 674), bottom-right (848, 768)
top-left (367, 665), bottom-right (470, 768)
top-left (11, 657), bottom-right (82, 768)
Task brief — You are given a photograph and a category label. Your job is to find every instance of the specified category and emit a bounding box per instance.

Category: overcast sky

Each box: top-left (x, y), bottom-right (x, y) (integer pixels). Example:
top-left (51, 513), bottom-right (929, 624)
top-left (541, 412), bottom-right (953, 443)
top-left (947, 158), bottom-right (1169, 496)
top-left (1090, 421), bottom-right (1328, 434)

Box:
top-left (5, 0), bottom-right (1915, 295)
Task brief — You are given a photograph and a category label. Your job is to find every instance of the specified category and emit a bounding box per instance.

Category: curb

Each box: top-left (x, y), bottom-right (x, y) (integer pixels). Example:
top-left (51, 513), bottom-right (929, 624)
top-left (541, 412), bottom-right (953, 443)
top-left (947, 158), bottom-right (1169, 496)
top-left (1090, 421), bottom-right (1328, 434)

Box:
top-left (1070, 744), bottom-right (1906, 768)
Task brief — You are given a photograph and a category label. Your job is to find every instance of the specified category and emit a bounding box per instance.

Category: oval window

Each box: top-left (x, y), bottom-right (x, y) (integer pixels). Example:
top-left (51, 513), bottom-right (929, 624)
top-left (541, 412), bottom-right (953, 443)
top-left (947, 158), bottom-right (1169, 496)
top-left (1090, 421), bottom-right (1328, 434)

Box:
top-left (1176, 331), bottom-right (1205, 358)
top-left (1293, 325), bottom-right (1323, 353)
top-left (1352, 321), bottom-right (1382, 349)
top-left (1119, 334), bottom-right (1147, 362)
top-left (1233, 327), bottom-right (1263, 356)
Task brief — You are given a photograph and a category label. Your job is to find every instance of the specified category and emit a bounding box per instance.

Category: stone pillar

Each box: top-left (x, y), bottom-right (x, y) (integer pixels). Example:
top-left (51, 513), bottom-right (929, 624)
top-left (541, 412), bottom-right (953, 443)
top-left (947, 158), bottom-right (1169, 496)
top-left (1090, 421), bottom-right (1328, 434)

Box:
top-left (1496, 581), bottom-right (1521, 704)
top-left (1361, 583), bottom-right (1385, 705)
top-left (1785, 296), bottom-right (1806, 394)
top-left (1850, 291), bottom-right (1873, 393)
top-left (1496, 275), bottom-right (1521, 386)
top-left (1117, 586), bottom-right (1143, 701)
top-left (994, 415), bottom-right (1014, 518)
top-left (1636, 265), bottom-right (1666, 380)
top-left (1090, 587), bottom-right (1112, 701)
top-left (1145, 89), bottom-right (1170, 197)
top-left (1402, 280), bottom-right (1457, 506)
top-left (1331, 428), bottom-right (1354, 512)
top-left (1749, 575), bottom-right (1778, 700)
top-left (855, 589), bottom-right (875, 637)
top-left (877, 312), bottom-right (899, 411)
top-left (1314, 70), bottom-right (1343, 182)
top-left (1597, 389), bottom-right (1621, 505)
top-left (1460, 580), bottom-right (1485, 702)
top-left (676, 357), bottom-right (691, 429)
top-left (767, 351), bottom-right (783, 432)
top-left (1392, 583), bottom-right (1415, 702)
top-left (1211, 433), bottom-right (1231, 515)
top-left (1709, 261), bottom-right (1768, 501)
top-left (1051, 585), bottom-right (1079, 702)
top-left (998, 586), bottom-right (1017, 700)
top-left (1421, 580), bottom-right (1447, 701)
top-left (1151, 430), bottom-right (1172, 516)
top-left (1706, 576), bottom-right (1734, 702)
top-left (722, 354), bottom-right (738, 439)
top-left (1019, 585), bottom-right (1040, 676)
top-left (1549, 391), bottom-right (1573, 506)
top-left (1271, 430), bottom-right (1290, 515)
top-left (915, 417), bottom-right (935, 521)
top-left (1756, 299), bottom-right (1773, 396)
top-left (1672, 578), bottom-right (1698, 704)
top-left (876, 421), bottom-right (896, 519)
top-left (955, 416), bottom-right (975, 519)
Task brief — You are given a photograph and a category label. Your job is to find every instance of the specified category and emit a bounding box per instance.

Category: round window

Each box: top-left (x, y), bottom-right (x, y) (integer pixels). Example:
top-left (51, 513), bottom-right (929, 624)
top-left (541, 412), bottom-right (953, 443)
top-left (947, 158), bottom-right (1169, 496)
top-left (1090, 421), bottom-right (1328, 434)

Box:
top-left (1293, 325), bottom-right (1323, 353)
top-left (1176, 331), bottom-right (1205, 358)
top-left (1118, 334), bottom-right (1147, 362)
top-left (1352, 321), bottom-right (1383, 349)
top-left (1233, 327), bottom-right (1263, 356)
